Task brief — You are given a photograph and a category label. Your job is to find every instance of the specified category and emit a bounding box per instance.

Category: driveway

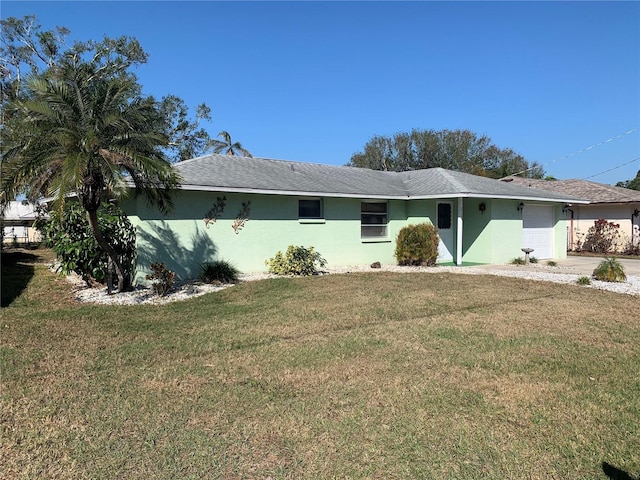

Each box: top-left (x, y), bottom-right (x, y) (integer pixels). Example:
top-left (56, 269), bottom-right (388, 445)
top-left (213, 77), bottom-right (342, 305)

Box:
top-left (552, 256), bottom-right (640, 276)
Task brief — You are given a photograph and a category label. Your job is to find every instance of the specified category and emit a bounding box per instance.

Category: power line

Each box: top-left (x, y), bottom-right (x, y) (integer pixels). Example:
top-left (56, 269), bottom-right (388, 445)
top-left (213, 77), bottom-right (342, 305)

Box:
top-left (581, 156), bottom-right (640, 181)
top-left (503, 127), bottom-right (639, 178)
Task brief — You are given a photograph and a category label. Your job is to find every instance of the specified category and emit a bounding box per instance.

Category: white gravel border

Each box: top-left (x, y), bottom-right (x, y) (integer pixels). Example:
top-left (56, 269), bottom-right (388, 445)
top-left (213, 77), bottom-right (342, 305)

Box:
top-left (68, 263), bottom-right (639, 305)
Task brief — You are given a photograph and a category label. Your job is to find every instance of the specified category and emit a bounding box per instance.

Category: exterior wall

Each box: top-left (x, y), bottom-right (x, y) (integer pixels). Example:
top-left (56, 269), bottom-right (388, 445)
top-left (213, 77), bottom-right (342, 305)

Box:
top-left (2, 223), bottom-right (42, 246)
top-left (552, 204), bottom-right (568, 258)
top-left (567, 203), bottom-right (640, 251)
top-left (124, 191), bottom-right (570, 285)
top-left (461, 198), bottom-right (492, 263)
top-left (461, 199), bottom-right (568, 264)
top-left (463, 199), bottom-right (522, 263)
top-left (125, 191), bottom-right (410, 284)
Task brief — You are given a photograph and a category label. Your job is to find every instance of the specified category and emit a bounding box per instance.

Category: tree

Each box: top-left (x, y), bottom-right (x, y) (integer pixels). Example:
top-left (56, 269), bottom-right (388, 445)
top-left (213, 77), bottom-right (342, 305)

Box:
top-left (1, 15), bottom-right (220, 165)
top-left (210, 130), bottom-right (252, 157)
top-left (347, 128), bottom-right (544, 179)
top-left (616, 170), bottom-right (640, 191)
top-left (1, 59), bottom-right (180, 292)
top-left (158, 94), bottom-right (215, 162)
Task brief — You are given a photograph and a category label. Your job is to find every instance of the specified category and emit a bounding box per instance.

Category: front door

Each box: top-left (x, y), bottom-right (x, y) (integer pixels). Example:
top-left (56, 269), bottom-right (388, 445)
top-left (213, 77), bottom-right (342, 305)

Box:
top-left (437, 201), bottom-right (454, 262)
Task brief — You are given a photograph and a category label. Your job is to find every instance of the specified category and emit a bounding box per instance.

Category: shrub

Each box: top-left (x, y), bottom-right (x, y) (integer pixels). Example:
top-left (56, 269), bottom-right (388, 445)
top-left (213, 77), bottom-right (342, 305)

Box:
top-left (529, 256), bottom-right (538, 264)
top-left (576, 276), bottom-right (591, 285)
top-left (37, 202), bottom-right (136, 287)
top-left (394, 223), bottom-right (439, 266)
top-left (146, 262), bottom-right (176, 296)
top-left (583, 219), bottom-right (622, 253)
top-left (200, 260), bottom-right (240, 284)
top-left (546, 260), bottom-right (558, 267)
top-left (592, 257), bottom-right (626, 283)
top-left (511, 257), bottom-right (526, 265)
top-left (622, 239), bottom-right (640, 256)
top-left (266, 245), bottom-right (327, 276)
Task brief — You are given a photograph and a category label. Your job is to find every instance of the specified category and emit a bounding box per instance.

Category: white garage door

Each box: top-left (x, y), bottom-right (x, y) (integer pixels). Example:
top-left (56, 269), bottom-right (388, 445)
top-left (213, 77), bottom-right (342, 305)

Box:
top-left (522, 205), bottom-right (554, 259)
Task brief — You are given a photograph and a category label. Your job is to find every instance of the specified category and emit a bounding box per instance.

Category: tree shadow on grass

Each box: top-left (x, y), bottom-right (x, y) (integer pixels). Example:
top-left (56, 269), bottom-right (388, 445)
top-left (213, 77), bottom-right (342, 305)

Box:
top-left (136, 220), bottom-right (217, 284)
top-left (1, 250), bottom-right (38, 307)
top-left (602, 462), bottom-right (638, 480)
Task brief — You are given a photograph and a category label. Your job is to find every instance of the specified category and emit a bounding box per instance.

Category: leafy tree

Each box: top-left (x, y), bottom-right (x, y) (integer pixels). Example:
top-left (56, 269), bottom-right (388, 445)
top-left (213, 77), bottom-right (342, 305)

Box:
top-left (1, 42), bottom-right (180, 292)
top-left (347, 128), bottom-right (544, 178)
top-left (38, 201), bottom-right (136, 288)
top-left (210, 130), bottom-right (252, 157)
top-left (1, 15), bottom-right (223, 165)
top-left (159, 95), bottom-right (215, 162)
top-left (616, 170), bottom-right (640, 191)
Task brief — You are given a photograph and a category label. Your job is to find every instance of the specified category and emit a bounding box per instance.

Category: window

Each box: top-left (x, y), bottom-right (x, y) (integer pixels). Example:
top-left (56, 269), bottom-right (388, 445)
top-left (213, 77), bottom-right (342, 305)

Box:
top-left (298, 198), bottom-right (323, 219)
top-left (437, 202), bottom-right (452, 229)
top-left (361, 201), bottom-right (388, 239)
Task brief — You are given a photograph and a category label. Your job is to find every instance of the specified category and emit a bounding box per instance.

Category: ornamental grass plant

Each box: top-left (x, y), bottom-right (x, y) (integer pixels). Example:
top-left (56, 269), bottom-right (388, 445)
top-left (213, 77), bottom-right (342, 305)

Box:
top-left (592, 257), bottom-right (627, 283)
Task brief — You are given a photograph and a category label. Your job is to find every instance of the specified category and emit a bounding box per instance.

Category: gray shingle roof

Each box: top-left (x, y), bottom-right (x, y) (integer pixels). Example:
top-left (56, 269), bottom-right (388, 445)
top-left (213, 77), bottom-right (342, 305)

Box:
top-left (175, 154), bottom-right (586, 202)
top-left (503, 177), bottom-right (640, 204)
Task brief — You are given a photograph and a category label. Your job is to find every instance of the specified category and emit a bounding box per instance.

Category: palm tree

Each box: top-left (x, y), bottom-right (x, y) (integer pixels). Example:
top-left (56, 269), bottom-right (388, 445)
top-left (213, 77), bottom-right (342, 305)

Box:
top-left (210, 130), bottom-right (252, 157)
top-left (1, 66), bottom-right (180, 292)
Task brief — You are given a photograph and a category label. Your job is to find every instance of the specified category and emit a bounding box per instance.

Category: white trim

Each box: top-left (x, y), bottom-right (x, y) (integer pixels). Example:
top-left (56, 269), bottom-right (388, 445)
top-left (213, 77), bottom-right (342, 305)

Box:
top-left (298, 219), bottom-right (326, 225)
top-left (166, 184), bottom-right (590, 204)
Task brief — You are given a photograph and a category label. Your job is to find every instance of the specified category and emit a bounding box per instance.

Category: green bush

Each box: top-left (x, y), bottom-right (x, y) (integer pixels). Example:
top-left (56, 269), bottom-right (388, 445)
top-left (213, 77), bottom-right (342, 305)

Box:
top-left (200, 260), bottom-right (240, 284)
top-left (266, 245), bottom-right (327, 276)
top-left (394, 223), bottom-right (439, 266)
top-left (37, 202), bottom-right (136, 287)
top-left (529, 256), bottom-right (538, 264)
top-left (146, 262), bottom-right (176, 296)
top-left (592, 257), bottom-right (626, 283)
top-left (576, 276), bottom-right (591, 285)
top-left (546, 260), bottom-right (558, 267)
top-left (511, 257), bottom-right (526, 265)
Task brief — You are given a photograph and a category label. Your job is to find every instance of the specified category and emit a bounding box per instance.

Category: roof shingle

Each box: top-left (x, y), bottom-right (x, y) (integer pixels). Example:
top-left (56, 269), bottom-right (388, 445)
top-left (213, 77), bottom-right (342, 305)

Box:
top-left (503, 177), bottom-right (640, 204)
top-left (175, 154), bottom-right (586, 202)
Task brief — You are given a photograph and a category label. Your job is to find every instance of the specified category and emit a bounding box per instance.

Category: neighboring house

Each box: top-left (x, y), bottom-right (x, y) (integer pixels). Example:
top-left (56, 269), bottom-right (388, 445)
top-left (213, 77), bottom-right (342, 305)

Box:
top-left (503, 177), bottom-right (640, 251)
top-left (122, 155), bottom-right (586, 283)
top-left (1, 201), bottom-right (42, 246)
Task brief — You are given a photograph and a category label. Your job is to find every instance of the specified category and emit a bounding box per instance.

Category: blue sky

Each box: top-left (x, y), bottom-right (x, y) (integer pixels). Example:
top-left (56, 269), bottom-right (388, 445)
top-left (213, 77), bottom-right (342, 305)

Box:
top-left (3, 1), bottom-right (639, 185)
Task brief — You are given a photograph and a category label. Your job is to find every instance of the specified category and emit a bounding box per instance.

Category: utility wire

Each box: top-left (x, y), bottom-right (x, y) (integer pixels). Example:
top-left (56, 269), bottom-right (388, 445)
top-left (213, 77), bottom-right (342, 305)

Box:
top-left (581, 156), bottom-right (640, 180)
top-left (503, 127), bottom-right (639, 178)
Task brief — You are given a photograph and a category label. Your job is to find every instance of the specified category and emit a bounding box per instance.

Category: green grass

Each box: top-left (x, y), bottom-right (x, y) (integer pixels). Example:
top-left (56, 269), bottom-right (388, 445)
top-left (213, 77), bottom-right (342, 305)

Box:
top-left (2, 249), bottom-right (639, 479)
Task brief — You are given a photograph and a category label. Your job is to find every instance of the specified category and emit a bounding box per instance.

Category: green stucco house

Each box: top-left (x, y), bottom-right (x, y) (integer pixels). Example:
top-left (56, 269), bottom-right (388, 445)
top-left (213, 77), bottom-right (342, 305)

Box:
top-left (122, 154), bottom-right (586, 284)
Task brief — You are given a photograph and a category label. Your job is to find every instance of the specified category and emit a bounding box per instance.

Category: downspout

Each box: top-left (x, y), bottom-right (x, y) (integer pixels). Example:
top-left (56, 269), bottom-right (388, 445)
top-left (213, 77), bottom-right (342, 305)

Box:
top-left (456, 197), bottom-right (463, 266)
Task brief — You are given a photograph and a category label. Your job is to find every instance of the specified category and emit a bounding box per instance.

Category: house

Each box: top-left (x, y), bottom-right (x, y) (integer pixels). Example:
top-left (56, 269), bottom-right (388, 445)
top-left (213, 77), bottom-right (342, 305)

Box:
top-left (1, 201), bottom-right (42, 246)
top-left (122, 155), bottom-right (587, 283)
top-left (503, 177), bottom-right (640, 251)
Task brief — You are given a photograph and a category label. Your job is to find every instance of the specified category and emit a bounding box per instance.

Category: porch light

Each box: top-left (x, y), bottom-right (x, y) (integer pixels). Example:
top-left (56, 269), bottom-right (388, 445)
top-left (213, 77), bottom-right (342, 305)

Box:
top-left (562, 204), bottom-right (570, 213)
top-left (517, 202), bottom-right (524, 212)
top-left (634, 208), bottom-right (639, 218)
top-left (478, 202), bottom-right (486, 213)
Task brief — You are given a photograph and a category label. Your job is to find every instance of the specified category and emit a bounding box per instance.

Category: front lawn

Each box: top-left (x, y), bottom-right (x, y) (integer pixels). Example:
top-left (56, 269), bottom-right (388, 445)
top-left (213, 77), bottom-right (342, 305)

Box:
top-left (2, 249), bottom-right (639, 479)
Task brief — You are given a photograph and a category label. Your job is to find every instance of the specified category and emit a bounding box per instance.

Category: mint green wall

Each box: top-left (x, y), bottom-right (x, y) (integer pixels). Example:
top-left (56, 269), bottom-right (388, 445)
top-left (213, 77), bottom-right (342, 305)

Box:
top-left (460, 199), bottom-right (569, 264)
top-left (125, 191), bottom-right (409, 283)
top-left (461, 198), bottom-right (492, 263)
top-left (123, 191), bottom-right (568, 285)
top-left (553, 204), bottom-right (568, 258)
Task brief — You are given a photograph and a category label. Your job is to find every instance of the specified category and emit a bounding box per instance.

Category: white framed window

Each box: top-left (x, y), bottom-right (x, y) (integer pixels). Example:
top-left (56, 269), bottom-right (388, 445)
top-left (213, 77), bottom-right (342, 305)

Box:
top-left (361, 201), bottom-right (388, 239)
top-left (298, 198), bottom-right (324, 221)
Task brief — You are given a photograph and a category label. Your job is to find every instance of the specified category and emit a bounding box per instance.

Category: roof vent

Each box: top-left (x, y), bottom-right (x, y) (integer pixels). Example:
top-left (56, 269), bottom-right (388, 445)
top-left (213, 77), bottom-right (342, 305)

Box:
top-left (291, 164), bottom-right (295, 172)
